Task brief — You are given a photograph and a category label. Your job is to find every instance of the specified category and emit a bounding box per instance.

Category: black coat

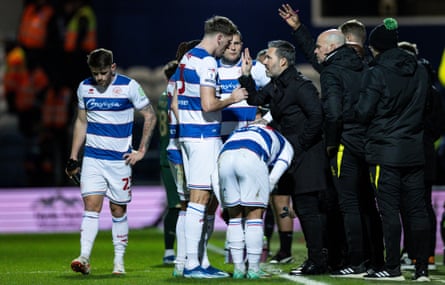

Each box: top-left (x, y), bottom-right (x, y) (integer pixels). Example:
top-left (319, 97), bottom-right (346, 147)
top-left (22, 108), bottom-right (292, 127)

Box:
top-left (239, 67), bottom-right (327, 193)
top-left (355, 48), bottom-right (429, 166)
top-left (291, 24), bottom-right (372, 74)
top-left (321, 45), bottom-right (367, 157)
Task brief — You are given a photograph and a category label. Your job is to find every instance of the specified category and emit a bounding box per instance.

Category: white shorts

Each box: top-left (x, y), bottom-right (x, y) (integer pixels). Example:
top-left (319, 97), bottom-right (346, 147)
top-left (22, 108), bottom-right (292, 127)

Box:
top-left (180, 139), bottom-right (222, 191)
top-left (218, 149), bottom-right (269, 208)
top-left (80, 157), bottom-right (132, 205)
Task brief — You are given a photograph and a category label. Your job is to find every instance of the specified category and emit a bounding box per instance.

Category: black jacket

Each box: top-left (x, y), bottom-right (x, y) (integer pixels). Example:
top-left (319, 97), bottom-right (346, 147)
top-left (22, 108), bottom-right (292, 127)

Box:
top-left (355, 48), bottom-right (429, 166)
top-left (239, 67), bottom-right (326, 193)
top-left (321, 45), bottom-right (367, 157)
top-left (291, 24), bottom-right (372, 73)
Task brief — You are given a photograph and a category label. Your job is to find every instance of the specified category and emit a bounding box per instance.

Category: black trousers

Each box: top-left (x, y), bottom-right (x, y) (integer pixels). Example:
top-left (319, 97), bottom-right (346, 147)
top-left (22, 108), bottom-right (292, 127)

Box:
top-left (292, 191), bottom-right (326, 266)
top-left (330, 146), bottom-right (365, 265)
top-left (331, 146), bottom-right (384, 267)
top-left (369, 164), bottom-right (431, 269)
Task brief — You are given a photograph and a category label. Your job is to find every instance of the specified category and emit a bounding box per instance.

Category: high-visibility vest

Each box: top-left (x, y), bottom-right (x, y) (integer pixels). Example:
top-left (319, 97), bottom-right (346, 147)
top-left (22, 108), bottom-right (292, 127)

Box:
top-left (18, 3), bottom-right (54, 49)
top-left (4, 46), bottom-right (27, 94)
top-left (64, 5), bottom-right (97, 52)
top-left (439, 49), bottom-right (445, 87)
top-left (15, 67), bottom-right (49, 112)
top-left (42, 87), bottom-right (71, 129)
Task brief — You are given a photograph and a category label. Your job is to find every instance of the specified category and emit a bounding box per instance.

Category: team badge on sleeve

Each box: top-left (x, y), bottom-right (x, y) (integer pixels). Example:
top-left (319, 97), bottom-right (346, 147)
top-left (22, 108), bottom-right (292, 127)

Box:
top-left (138, 86), bottom-right (146, 97)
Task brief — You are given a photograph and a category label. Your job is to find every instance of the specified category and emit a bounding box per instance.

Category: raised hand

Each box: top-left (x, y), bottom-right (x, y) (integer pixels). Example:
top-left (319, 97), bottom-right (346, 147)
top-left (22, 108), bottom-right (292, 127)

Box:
top-left (278, 3), bottom-right (301, 31)
top-left (241, 47), bottom-right (253, 76)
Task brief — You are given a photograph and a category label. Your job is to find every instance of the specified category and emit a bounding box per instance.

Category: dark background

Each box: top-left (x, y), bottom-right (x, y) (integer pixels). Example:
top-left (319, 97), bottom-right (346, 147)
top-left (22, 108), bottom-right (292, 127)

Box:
top-left (91, 0), bottom-right (445, 71)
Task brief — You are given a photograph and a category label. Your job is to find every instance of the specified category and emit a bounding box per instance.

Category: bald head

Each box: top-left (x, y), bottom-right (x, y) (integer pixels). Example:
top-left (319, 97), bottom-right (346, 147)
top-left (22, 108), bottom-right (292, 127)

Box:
top-left (314, 29), bottom-right (345, 63)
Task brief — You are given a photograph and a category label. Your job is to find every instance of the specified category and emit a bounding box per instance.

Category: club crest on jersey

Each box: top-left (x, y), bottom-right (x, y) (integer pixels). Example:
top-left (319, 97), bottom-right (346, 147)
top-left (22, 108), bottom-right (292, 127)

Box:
top-left (88, 88), bottom-right (94, 94)
top-left (205, 68), bottom-right (216, 84)
top-left (112, 87), bottom-right (122, 95)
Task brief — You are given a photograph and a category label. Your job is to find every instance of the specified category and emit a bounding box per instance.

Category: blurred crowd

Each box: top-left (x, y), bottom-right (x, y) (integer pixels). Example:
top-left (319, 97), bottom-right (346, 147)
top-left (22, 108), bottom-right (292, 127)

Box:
top-left (0, 0), bottom-right (167, 187)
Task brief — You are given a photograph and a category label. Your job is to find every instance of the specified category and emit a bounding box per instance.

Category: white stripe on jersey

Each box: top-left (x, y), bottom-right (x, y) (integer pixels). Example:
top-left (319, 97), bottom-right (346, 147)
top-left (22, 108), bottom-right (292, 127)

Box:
top-left (220, 124), bottom-right (294, 187)
top-left (77, 73), bottom-right (150, 160)
top-left (221, 124), bottom-right (293, 167)
top-left (176, 47), bottom-right (221, 140)
top-left (217, 59), bottom-right (270, 138)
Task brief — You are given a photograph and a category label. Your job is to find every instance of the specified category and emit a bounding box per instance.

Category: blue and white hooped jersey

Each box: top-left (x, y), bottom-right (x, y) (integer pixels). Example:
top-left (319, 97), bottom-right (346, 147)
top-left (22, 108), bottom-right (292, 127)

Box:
top-left (166, 71), bottom-right (182, 164)
top-left (220, 124), bottom-right (294, 184)
top-left (77, 73), bottom-right (150, 161)
top-left (176, 47), bottom-right (221, 141)
top-left (217, 59), bottom-right (270, 140)
top-left (220, 124), bottom-right (293, 167)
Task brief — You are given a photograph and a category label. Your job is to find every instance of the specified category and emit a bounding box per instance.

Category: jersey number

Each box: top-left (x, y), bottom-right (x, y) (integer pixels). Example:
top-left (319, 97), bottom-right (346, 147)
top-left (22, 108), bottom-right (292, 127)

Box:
top-left (122, 176), bottom-right (131, 191)
top-left (178, 63), bottom-right (186, 94)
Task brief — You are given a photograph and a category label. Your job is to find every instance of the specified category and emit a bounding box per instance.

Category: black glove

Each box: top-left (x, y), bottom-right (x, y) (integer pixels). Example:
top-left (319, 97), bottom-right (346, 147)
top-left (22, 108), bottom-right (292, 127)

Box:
top-left (65, 159), bottom-right (80, 185)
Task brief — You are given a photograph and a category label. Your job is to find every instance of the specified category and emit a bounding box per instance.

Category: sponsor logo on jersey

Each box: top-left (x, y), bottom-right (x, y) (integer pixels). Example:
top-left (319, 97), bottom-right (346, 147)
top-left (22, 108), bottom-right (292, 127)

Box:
top-left (86, 98), bottom-right (122, 110)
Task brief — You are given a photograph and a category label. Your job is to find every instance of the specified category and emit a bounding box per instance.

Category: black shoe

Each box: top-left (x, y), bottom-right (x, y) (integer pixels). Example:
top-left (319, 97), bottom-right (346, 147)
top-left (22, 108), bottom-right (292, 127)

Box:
top-left (412, 269), bottom-right (430, 282)
top-left (289, 259), bottom-right (326, 275)
top-left (330, 263), bottom-right (367, 278)
top-left (364, 266), bottom-right (405, 281)
top-left (289, 259), bottom-right (308, 275)
top-left (269, 251), bottom-right (294, 264)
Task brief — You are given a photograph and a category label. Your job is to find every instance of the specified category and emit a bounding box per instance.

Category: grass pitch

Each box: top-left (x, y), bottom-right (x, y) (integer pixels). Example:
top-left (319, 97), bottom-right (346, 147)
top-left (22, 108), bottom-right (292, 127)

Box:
top-left (1, 228), bottom-right (445, 285)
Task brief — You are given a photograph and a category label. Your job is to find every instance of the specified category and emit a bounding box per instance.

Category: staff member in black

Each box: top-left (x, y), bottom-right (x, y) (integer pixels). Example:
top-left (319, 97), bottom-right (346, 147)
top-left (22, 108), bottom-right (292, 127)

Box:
top-left (239, 40), bottom-right (327, 275)
top-left (355, 18), bottom-right (431, 282)
top-left (314, 28), bottom-right (372, 278)
top-left (278, 4), bottom-right (385, 272)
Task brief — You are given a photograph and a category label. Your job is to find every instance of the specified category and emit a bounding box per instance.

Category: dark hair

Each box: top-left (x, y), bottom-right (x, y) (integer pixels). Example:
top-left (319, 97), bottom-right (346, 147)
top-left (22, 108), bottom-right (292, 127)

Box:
top-left (175, 39), bottom-right (200, 62)
top-left (163, 40), bottom-right (201, 79)
top-left (338, 19), bottom-right (366, 45)
top-left (268, 40), bottom-right (295, 66)
top-left (204, 15), bottom-right (238, 36)
top-left (163, 60), bottom-right (178, 79)
top-left (87, 48), bottom-right (113, 68)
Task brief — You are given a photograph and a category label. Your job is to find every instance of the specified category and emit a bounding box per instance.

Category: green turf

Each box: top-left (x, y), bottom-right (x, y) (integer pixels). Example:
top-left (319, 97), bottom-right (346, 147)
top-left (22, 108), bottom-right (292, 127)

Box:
top-left (1, 228), bottom-right (445, 285)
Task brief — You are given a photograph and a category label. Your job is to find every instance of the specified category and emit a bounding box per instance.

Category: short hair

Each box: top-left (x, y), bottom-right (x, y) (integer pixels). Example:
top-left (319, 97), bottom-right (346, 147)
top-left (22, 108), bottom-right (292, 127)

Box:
top-left (165, 39), bottom-right (200, 79)
top-left (256, 48), bottom-right (267, 60)
top-left (338, 19), bottom-right (367, 45)
top-left (398, 41), bottom-right (419, 56)
top-left (163, 60), bottom-right (178, 79)
top-left (268, 40), bottom-right (296, 66)
top-left (175, 39), bottom-right (200, 62)
top-left (234, 30), bottom-right (243, 42)
top-left (204, 15), bottom-right (238, 36)
top-left (87, 48), bottom-right (113, 68)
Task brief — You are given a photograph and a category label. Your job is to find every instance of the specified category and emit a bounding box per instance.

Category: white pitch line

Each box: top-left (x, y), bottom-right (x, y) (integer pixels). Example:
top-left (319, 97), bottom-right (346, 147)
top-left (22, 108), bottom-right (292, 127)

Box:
top-left (280, 273), bottom-right (330, 285)
top-left (207, 243), bottom-right (226, 255)
top-left (208, 243), bottom-right (330, 285)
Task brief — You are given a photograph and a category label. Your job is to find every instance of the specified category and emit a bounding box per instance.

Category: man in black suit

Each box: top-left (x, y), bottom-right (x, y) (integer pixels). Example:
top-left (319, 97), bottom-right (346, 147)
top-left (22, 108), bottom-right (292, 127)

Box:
top-left (239, 40), bottom-right (328, 275)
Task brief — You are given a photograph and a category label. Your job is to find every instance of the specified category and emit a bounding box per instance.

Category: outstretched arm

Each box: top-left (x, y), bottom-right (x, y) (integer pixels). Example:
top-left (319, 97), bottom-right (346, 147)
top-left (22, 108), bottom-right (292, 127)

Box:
top-left (278, 3), bottom-right (323, 73)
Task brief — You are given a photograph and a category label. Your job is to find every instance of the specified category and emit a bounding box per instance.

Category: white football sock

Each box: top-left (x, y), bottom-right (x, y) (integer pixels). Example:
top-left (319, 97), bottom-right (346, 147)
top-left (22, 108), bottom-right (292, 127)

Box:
top-left (227, 218), bottom-right (245, 271)
top-left (185, 202), bottom-right (205, 270)
top-left (200, 214), bottom-right (215, 269)
top-left (245, 219), bottom-right (263, 271)
top-left (80, 211), bottom-right (99, 259)
top-left (112, 214), bottom-right (128, 265)
top-left (175, 210), bottom-right (187, 264)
